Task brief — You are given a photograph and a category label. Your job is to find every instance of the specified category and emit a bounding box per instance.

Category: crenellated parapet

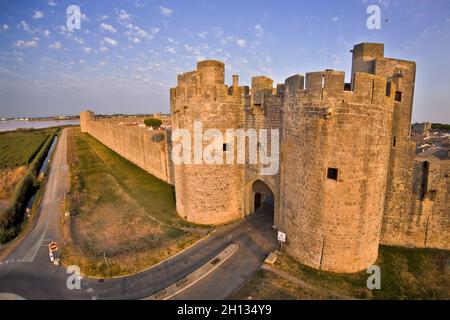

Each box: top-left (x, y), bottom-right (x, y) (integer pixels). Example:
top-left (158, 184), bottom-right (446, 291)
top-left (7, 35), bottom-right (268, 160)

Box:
top-left (80, 42), bottom-right (448, 274)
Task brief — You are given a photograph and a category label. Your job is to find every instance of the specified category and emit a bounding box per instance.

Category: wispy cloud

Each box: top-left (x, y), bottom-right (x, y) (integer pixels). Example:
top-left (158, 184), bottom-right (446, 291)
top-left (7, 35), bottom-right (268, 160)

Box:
top-left (100, 23), bottom-right (117, 33)
top-left (13, 39), bottom-right (39, 49)
top-left (236, 39), bottom-right (246, 48)
top-left (103, 37), bottom-right (118, 46)
top-left (33, 11), bottom-right (44, 19)
top-left (49, 41), bottom-right (61, 49)
top-left (254, 25), bottom-right (263, 37)
top-left (115, 9), bottom-right (131, 24)
top-left (159, 6), bottom-right (174, 17)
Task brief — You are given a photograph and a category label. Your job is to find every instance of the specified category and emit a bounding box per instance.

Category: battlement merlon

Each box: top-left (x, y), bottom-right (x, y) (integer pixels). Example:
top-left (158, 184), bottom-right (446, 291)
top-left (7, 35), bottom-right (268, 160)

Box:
top-left (170, 60), bottom-right (245, 109)
top-left (282, 70), bottom-right (397, 106)
top-left (351, 42), bottom-right (416, 79)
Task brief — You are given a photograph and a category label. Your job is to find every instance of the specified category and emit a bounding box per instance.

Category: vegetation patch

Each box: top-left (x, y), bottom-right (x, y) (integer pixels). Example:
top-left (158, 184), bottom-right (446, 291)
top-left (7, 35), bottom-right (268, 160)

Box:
top-left (62, 128), bottom-right (210, 277)
top-left (231, 246), bottom-right (450, 300)
top-left (0, 128), bottom-right (52, 169)
top-left (431, 123), bottom-right (450, 130)
top-left (144, 117), bottom-right (162, 128)
top-left (0, 128), bottom-right (58, 243)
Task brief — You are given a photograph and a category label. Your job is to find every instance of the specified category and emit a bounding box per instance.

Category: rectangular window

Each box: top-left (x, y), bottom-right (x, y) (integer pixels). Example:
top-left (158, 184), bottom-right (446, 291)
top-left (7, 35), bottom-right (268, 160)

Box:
top-left (327, 168), bottom-right (338, 181)
top-left (386, 81), bottom-right (391, 96)
top-left (344, 83), bottom-right (352, 91)
top-left (223, 143), bottom-right (229, 152)
top-left (395, 91), bottom-right (402, 102)
top-left (393, 136), bottom-right (397, 147)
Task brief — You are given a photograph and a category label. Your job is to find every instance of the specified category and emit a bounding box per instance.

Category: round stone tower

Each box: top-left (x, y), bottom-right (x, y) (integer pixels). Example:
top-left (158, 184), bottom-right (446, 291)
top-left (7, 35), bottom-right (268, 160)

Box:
top-left (279, 70), bottom-right (396, 273)
top-left (80, 110), bottom-right (94, 133)
top-left (170, 60), bottom-right (245, 225)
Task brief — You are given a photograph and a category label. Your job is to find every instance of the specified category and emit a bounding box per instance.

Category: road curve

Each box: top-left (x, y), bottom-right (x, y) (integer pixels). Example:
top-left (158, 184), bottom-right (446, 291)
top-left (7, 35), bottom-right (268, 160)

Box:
top-left (0, 128), bottom-right (277, 300)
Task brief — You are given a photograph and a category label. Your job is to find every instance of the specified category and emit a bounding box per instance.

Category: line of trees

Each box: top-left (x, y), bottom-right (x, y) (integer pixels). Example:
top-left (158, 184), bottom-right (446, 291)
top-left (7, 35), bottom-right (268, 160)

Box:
top-left (431, 123), bottom-right (450, 130)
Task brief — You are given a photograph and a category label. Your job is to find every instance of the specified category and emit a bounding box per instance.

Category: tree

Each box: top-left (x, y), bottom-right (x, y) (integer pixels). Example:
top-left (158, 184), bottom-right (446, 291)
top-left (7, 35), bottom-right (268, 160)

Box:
top-left (144, 118), bottom-right (162, 128)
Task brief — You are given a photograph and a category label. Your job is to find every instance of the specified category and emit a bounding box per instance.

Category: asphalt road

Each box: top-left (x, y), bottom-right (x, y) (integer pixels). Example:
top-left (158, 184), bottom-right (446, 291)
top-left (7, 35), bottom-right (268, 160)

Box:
top-left (0, 128), bottom-right (277, 300)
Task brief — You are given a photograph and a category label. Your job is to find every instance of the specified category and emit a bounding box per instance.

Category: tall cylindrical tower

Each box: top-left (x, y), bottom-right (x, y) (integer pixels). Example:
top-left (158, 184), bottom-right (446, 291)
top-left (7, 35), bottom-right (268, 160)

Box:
top-left (80, 110), bottom-right (94, 133)
top-left (279, 70), bottom-right (396, 273)
top-left (170, 60), bottom-right (245, 225)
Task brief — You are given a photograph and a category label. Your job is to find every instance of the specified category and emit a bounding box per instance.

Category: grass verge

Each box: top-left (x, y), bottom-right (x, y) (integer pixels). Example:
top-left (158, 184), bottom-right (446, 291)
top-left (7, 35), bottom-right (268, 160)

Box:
top-left (61, 128), bottom-right (211, 277)
top-left (231, 246), bottom-right (450, 300)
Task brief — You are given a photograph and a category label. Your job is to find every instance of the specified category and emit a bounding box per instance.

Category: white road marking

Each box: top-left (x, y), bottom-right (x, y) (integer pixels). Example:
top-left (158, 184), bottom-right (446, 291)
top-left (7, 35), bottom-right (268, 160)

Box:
top-left (21, 220), bottom-right (49, 263)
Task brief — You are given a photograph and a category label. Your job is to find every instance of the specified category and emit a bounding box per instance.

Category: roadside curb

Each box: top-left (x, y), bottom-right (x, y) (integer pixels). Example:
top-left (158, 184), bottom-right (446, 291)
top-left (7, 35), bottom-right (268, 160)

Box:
top-left (145, 243), bottom-right (239, 300)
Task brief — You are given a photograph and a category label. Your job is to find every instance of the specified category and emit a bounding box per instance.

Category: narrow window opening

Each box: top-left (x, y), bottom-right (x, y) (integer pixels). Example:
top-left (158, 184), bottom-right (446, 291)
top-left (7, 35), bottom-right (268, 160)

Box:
top-left (327, 168), bottom-right (338, 181)
top-left (393, 136), bottom-right (397, 147)
top-left (386, 81), bottom-right (392, 96)
top-left (321, 74), bottom-right (325, 89)
top-left (395, 91), bottom-right (402, 102)
top-left (223, 143), bottom-right (229, 152)
top-left (344, 83), bottom-right (351, 91)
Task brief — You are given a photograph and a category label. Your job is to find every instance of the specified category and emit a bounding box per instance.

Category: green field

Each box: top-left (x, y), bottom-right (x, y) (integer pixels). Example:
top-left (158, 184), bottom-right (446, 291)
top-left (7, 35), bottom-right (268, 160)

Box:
top-left (231, 246), bottom-right (450, 300)
top-left (0, 129), bottom-right (52, 169)
top-left (0, 128), bottom-right (58, 243)
top-left (63, 128), bottom-right (210, 277)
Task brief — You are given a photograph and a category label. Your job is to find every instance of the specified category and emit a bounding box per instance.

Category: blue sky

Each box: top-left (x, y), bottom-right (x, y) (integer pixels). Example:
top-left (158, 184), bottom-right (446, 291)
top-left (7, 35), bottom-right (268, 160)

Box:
top-left (0, 0), bottom-right (449, 122)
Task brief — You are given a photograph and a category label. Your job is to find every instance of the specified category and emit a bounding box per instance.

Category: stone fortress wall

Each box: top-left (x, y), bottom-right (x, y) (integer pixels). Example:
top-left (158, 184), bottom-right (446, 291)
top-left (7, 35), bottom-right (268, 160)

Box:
top-left (80, 43), bottom-right (449, 273)
top-left (80, 111), bottom-right (173, 184)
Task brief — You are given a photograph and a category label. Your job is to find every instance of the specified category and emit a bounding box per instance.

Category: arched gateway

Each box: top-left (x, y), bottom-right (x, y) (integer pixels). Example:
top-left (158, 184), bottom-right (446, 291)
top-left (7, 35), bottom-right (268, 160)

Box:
top-left (249, 180), bottom-right (275, 216)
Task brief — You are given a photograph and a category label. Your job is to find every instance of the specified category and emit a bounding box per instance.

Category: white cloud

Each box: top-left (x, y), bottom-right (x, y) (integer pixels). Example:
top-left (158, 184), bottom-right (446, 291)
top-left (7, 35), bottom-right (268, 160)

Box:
top-left (131, 37), bottom-right (140, 43)
top-left (18, 21), bottom-right (31, 32)
top-left (159, 6), bottom-right (174, 17)
top-left (196, 31), bottom-right (207, 38)
top-left (48, 0), bottom-right (57, 6)
top-left (254, 25), bottom-right (263, 37)
top-left (184, 44), bottom-right (201, 55)
top-left (43, 29), bottom-right (51, 37)
top-left (79, 59), bottom-right (86, 64)
top-left (83, 46), bottom-right (92, 53)
top-left (103, 37), bottom-right (118, 46)
top-left (196, 56), bottom-right (206, 62)
top-left (99, 61), bottom-right (107, 67)
top-left (33, 11), bottom-right (44, 19)
top-left (2, 24), bottom-right (9, 31)
top-left (81, 14), bottom-right (90, 21)
top-left (49, 41), bottom-right (61, 49)
top-left (13, 39), bottom-right (38, 49)
top-left (166, 47), bottom-right (176, 54)
top-left (74, 36), bottom-right (84, 44)
top-left (100, 23), bottom-right (117, 33)
top-left (115, 9), bottom-right (131, 24)
top-left (236, 39), bottom-right (246, 48)
top-left (98, 15), bottom-right (109, 21)
top-left (99, 46), bottom-right (108, 52)
top-left (124, 24), bottom-right (159, 41)
top-left (332, 16), bottom-right (339, 22)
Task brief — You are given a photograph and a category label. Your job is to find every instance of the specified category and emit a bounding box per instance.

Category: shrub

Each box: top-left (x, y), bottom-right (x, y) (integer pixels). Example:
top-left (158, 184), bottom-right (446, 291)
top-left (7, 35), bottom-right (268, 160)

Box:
top-left (144, 118), bottom-right (162, 128)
